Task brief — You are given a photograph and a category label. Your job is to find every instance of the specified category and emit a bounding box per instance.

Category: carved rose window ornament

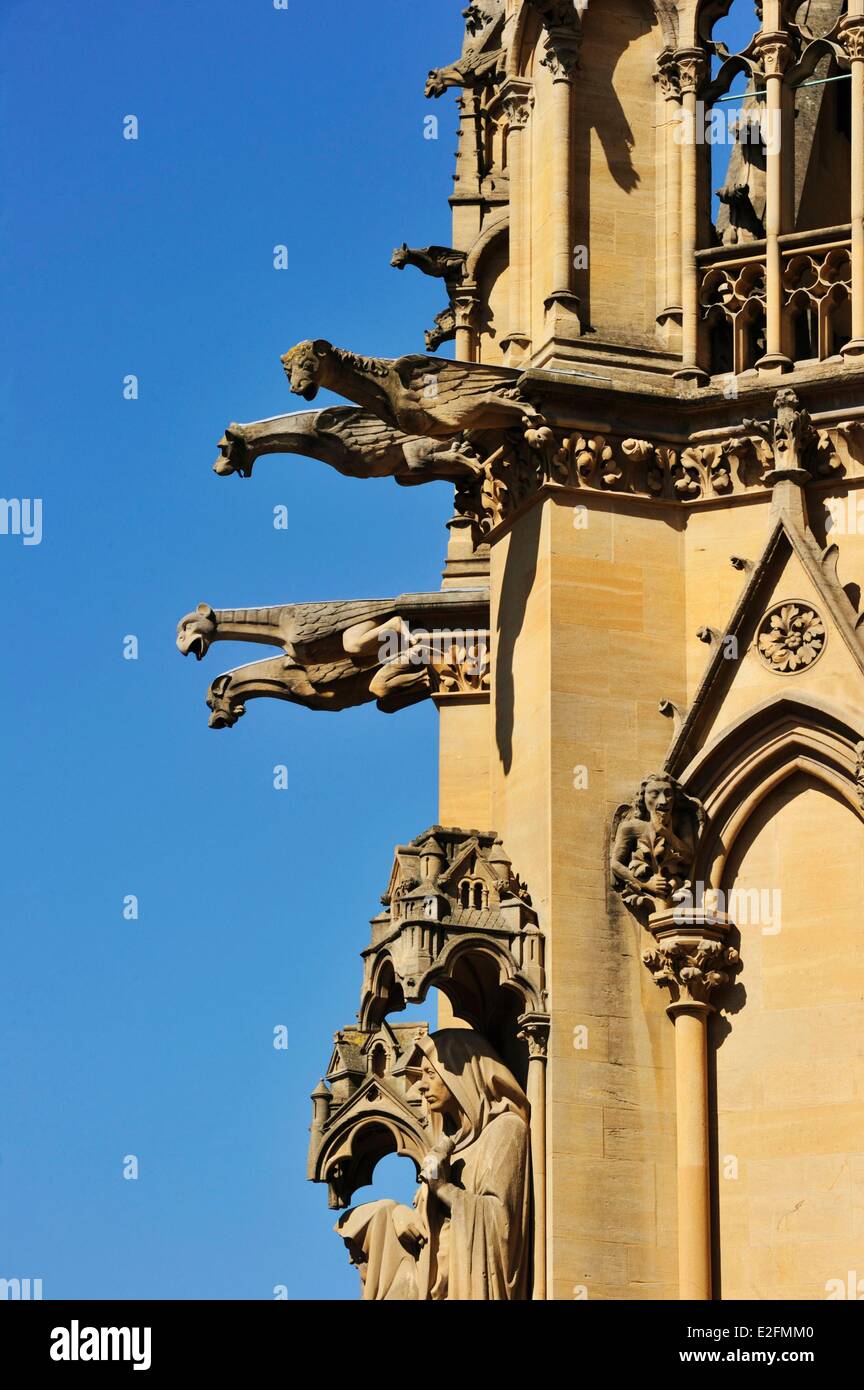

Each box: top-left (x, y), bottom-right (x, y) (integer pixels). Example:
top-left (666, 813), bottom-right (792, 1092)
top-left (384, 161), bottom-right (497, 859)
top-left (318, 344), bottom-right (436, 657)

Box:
top-left (756, 601), bottom-right (827, 674)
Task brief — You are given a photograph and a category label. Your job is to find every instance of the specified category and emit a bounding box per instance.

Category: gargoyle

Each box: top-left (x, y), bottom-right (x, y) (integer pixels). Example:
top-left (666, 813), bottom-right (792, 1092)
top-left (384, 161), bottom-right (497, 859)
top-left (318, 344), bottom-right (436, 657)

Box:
top-left (390, 244), bottom-right (467, 292)
top-left (212, 406), bottom-right (484, 485)
top-left (425, 307), bottom-right (457, 353)
top-left (280, 341), bottom-right (545, 440)
top-left (177, 591), bottom-right (490, 727)
top-left (204, 650), bottom-right (432, 727)
top-left (426, 0), bottom-right (505, 97)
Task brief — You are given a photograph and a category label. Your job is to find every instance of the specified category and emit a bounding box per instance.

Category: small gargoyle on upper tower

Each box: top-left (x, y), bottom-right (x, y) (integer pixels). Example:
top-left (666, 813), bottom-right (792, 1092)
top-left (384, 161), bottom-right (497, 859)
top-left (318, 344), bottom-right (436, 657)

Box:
top-left (390, 244), bottom-right (467, 293)
top-left (425, 1), bottom-right (506, 98)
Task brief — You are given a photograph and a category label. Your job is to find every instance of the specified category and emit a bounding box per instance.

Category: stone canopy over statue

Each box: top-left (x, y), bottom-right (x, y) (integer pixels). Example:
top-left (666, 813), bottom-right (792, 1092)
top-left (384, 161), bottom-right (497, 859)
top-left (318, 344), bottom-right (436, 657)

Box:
top-left (334, 1030), bottom-right (531, 1301)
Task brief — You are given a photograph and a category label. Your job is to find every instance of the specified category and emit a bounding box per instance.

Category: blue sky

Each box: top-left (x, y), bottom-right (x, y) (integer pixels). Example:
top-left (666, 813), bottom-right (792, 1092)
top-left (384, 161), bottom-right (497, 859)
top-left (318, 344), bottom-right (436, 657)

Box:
top-left (0, 0), bottom-right (464, 1301)
top-left (0, 0), bottom-right (758, 1301)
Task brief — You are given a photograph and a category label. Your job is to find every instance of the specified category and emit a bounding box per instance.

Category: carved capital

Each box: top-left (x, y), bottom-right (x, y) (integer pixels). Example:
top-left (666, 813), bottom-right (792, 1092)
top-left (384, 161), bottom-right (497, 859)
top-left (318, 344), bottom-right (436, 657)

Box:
top-left (517, 1012), bottom-right (551, 1061)
top-left (839, 16), bottom-right (864, 62)
top-left (654, 51), bottom-right (681, 100)
top-left (753, 31), bottom-right (792, 78)
top-left (674, 47), bottom-right (708, 96)
top-left (643, 910), bottom-right (739, 1013)
top-left (453, 289), bottom-right (481, 331)
top-left (540, 27), bottom-right (582, 81)
top-left (502, 81), bottom-right (534, 129)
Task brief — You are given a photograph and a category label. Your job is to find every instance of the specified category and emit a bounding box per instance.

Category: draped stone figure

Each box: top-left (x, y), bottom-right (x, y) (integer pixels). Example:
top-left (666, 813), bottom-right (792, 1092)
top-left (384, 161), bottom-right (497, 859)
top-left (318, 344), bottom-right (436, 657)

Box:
top-left (334, 1030), bottom-right (531, 1301)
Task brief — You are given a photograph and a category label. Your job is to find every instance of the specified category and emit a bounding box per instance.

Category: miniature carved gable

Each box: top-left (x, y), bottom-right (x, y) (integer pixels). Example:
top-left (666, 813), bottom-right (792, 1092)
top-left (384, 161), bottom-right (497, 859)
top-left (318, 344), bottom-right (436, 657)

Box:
top-left (667, 509), bottom-right (864, 779)
top-left (437, 839), bottom-right (505, 909)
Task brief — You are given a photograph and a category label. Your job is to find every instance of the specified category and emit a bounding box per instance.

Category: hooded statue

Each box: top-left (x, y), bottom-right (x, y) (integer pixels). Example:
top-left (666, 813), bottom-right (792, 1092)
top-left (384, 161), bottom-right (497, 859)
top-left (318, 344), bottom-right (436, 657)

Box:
top-left (335, 1029), bottom-right (532, 1300)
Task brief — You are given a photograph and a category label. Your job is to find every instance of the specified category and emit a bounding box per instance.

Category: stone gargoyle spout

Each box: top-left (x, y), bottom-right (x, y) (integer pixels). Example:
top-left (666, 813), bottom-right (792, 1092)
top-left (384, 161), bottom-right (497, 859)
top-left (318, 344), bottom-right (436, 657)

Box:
top-left (177, 590), bottom-right (491, 727)
top-left (212, 406), bottom-right (484, 486)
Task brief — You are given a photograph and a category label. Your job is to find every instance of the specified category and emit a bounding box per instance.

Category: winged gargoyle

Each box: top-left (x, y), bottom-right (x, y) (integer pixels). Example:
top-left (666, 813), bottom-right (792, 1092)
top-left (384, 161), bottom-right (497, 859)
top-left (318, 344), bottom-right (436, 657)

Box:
top-left (212, 405), bottom-right (484, 484)
top-left (425, 307), bottom-right (457, 353)
top-left (280, 341), bottom-right (545, 440)
top-left (390, 244), bottom-right (467, 292)
top-left (177, 590), bottom-right (490, 727)
top-left (425, 0), bottom-right (506, 98)
top-left (390, 247), bottom-right (466, 355)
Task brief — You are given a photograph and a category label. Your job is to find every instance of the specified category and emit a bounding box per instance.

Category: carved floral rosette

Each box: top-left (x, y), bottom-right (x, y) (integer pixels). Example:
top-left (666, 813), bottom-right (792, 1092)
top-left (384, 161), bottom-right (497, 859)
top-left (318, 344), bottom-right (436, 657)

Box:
top-left (756, 601), bottom-right (827, 674)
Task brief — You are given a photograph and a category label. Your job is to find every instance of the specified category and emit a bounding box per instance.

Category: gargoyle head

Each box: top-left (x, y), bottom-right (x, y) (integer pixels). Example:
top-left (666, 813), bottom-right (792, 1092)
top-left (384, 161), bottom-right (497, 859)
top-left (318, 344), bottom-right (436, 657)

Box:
top-left (177, 603), bottom-right (217, 660)
top-left (206, 674), bottom-right (246, 730)
top-left (213, 425), bottom-right (252, 477)
top-left (281, 339), bottom-right (331, 401)
top-left (425, 68), bottom-right (448, 99)
top-left (390, 243), bottom-right (410, 270)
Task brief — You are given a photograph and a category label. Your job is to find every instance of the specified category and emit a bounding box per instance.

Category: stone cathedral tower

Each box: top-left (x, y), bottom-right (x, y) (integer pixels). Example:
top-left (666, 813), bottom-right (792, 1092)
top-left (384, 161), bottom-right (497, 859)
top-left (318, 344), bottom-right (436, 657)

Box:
top-left (179, 0), bottom-right (864, 1300)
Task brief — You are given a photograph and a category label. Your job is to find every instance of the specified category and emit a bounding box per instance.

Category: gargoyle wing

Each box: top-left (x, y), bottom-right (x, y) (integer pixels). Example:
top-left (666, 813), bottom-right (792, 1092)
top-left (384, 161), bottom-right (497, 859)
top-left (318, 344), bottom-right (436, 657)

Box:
top-left (300, 407), bottom-right (484, 484)
top-left (391, 356), bottom-right (536, 435)
top-left (313, 408), bottom-right (424, 476)
top-left (289, 598), bottom-right (398, 651)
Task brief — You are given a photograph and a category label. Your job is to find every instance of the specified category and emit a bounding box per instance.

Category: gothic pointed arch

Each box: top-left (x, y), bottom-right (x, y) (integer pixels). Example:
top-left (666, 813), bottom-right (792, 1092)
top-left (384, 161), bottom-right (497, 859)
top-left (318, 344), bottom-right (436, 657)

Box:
top-left (680, 691), bottom-right (864, 886)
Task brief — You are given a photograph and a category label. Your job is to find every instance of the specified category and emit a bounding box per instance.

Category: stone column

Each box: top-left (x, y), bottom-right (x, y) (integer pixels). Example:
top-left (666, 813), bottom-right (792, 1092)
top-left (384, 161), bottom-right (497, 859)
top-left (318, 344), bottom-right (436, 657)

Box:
top-left (671, 1002), bottom-right (712, 1299)
top-left (541, 26), bottom-right (583, 339)
top-left (754, 21), bottom-right (793, 372)
top-left (673, 49), bottom-right (709, 383)
top-left (841, 8), bottom-right (864, 358)
top-left (517, 1012), bottom-right (550, 1301)
top-left (501, 82), bottom-right (533, 366)
top-left (454, 286), bottom-right (481, 362)
top-left (655, 52), bottom-right (683, 347)
top-left (643, 908), bottom-right (739, 1301)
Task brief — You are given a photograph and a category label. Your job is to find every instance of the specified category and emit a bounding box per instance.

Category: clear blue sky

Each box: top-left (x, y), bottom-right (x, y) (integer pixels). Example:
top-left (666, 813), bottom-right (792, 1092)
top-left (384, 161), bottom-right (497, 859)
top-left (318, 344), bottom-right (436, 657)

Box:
top-left (0, 0), bottom-right (464, 1301)
top-left (0, 0), bottom-right (757, 1301)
